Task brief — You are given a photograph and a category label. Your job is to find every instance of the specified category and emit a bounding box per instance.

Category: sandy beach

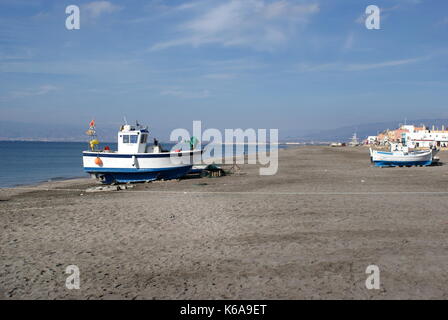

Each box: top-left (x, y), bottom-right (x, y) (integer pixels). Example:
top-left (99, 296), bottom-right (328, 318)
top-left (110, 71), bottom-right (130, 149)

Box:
top-left (1, 146), bottom-right (448, 299)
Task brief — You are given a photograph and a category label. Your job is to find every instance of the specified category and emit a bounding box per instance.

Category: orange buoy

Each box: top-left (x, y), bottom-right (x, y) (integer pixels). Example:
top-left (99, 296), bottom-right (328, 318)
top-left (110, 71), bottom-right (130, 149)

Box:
top-left (94, 157), bottom-right (103, 166)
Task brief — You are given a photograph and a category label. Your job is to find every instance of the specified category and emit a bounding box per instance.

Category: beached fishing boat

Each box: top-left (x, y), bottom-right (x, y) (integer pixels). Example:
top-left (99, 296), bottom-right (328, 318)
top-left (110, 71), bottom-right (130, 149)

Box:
top-left (369, 143), bottom-right (433, 167)
top-left (82, 121), bottom-right (202, 184)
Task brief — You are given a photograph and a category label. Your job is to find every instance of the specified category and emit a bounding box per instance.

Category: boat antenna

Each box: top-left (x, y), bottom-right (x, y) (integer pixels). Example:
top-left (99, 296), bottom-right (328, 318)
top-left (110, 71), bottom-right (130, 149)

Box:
top-left (123, 116), bottom-right (128, 125)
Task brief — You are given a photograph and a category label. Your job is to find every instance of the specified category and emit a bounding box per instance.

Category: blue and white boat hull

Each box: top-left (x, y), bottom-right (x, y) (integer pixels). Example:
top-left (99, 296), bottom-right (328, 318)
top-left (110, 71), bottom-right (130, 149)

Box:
top-left (369, 148), bottom-right (433, 167)
top-left (83, 150), bottom-right (202, 183)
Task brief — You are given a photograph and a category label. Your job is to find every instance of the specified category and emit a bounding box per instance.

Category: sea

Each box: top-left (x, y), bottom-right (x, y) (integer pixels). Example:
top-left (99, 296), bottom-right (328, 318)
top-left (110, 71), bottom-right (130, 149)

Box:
top-left (0, 141), bottom-right (289, 188)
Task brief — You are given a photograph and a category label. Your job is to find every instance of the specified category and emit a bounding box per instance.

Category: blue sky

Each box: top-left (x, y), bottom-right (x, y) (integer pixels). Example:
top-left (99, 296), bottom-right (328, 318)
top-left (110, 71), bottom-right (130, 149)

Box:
top-left (0, 0), bottom-right (447, 138)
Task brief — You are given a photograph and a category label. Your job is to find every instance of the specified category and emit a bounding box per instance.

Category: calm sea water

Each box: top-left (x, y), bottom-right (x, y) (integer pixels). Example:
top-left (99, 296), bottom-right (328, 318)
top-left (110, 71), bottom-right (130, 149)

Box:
top-left (0, 141), bottom-right (287, 188)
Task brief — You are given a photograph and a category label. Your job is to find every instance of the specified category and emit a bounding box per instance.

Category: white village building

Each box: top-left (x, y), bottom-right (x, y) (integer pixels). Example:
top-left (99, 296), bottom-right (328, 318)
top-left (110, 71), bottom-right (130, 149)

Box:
top-left (403, 125), bottom-right (448, 148)
top-left (366, 136), bottom-right (377, 144)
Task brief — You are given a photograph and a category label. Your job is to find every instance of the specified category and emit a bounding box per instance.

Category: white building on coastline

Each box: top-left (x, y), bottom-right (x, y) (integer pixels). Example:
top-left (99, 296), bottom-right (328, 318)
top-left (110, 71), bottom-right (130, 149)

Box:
top-left (366, 136), bottom-right (377, 144)
top-left (374, 124), bottom-right (448, 148)
top-left (405, 125), bottom-right (448, 148)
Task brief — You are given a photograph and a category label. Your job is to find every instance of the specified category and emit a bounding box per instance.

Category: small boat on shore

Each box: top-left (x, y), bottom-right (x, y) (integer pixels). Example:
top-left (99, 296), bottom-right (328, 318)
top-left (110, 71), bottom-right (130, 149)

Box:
top-left (330, 142), bottom-right (346, 147)
top-left (82, 121), bottom-right (202, 184)
top-left (369, 143), bottom-right (433, 167)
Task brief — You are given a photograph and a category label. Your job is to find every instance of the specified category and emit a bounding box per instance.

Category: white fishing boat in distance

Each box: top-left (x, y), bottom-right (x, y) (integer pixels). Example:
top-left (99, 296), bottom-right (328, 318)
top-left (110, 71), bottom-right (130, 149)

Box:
top-left (369, 143), bottom-right (433, 167)
top-left (82, 121), bottom-right (202, 184)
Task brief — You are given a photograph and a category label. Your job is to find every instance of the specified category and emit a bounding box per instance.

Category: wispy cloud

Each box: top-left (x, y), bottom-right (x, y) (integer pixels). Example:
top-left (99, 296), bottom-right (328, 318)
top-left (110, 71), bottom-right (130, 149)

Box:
top-left (203, 73), bottom-right (235, 80)
top-left (346, 58), bottom-right (423, 71)
top-left (0, 0), bottom-right (41, 6)
top-left (10, 85), bottom-right (58, 98)
top-left (0, 49), bottom-right (33, 61)
top-left (342, 32), bottom-right (354, 51)
top-left (31, 11), bottom-right (50, 20)
top-left (436, 17), bottom-right (448, 26)
top-left (149, 0), bottom-right (319, 51)
top-left (296, 57), bottom-right (425, 72)
top-left (84, 1), bottom-right (122, 18)
top-left (127, 1), bottom-right (205, 24)
top-left (160, 88), bottom-right (210, 99)
top-left (397, 0), bottom-right (422, 4)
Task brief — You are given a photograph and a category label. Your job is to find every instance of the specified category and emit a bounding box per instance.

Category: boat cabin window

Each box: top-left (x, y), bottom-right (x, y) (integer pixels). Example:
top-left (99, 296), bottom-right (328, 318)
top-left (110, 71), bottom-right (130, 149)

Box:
top-left (122, 134), bottom-right (138, 144)
top-left (140, 134), bottom-right (148, 144)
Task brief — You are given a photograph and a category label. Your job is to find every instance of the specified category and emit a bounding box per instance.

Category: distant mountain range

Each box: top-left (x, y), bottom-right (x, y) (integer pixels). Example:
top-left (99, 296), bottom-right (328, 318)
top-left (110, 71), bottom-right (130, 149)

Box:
top-left (1, 119), bottom-right (448, 143)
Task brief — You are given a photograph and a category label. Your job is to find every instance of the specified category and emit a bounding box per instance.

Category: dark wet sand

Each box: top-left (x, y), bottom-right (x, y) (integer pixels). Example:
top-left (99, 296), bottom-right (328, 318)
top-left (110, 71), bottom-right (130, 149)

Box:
top-left (1, 146), bottom-right (447, 299)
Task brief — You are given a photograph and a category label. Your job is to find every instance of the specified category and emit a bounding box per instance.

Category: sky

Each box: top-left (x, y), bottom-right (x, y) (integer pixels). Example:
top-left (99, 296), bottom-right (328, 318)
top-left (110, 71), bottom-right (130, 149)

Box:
top-left (0, 0), bottom-right (447, 139)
